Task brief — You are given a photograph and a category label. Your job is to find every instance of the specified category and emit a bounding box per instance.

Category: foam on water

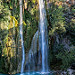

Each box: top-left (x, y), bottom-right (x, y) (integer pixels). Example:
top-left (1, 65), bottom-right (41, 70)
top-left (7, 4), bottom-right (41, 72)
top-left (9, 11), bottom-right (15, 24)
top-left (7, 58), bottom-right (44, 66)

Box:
top-left (15, 71), bottom-right (53, 75)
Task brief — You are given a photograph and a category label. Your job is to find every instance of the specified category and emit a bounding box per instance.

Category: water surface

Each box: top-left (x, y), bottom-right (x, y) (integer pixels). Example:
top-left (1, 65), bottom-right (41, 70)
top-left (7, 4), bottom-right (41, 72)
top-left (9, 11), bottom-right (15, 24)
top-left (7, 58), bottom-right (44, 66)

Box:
top-left (0, 74), bottom-right (9, 75)
top-left (15, 72), bottom-right (54, 75)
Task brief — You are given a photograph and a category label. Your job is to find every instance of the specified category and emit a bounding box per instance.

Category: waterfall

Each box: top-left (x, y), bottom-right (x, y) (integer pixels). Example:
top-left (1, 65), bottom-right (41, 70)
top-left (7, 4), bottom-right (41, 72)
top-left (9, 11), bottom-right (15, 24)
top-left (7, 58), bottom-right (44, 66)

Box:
top-left (39, 0), bottom-right (48, 72)
top-left (19, 0), bottom-right (25, 73)
top-left (28, 30), bottom-right (38, 71)
top-left (19, 0), bottom-right (48, 73)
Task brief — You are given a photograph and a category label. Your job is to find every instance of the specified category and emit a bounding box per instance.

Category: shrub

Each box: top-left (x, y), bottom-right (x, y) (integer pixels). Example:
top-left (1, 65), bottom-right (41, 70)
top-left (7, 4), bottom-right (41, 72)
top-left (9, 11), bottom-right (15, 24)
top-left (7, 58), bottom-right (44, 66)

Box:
top-left (56, 47), bottom-right (75, 70)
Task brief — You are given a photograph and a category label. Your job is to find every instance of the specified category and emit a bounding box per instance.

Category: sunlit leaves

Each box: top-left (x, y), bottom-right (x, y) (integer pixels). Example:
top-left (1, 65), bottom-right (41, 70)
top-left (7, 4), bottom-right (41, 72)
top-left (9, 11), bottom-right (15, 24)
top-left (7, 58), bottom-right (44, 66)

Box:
top-left (23, 21), bottom-right (26, 26)
top-left (8, 16), bottom-right (18, 29)
top-left (58, 5), bottom-right (62, 9)
top-left (32, 0), bottom-right (36, 4)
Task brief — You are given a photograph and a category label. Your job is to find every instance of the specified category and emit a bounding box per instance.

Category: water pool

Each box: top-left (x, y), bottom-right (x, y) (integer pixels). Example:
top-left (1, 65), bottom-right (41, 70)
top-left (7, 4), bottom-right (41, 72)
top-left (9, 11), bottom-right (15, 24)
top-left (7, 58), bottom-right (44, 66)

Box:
top-left (0, 73), bottom-right (9, 75)
top-left (15, 72), bottom-right (54, 75)
top-left (0, 71), bottom-right (54, 75)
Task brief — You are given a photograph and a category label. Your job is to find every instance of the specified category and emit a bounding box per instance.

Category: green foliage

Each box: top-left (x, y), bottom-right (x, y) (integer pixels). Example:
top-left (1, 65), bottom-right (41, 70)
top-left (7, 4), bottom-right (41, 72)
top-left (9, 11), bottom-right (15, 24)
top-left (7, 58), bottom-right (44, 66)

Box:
top-left (0, 0), bottom-right (75, 74)
top-left (48, 1), bottom-right (75, 70)
top-left (0, 0), bottom-right (39, 73)
top-left (56, 48), bottom-right (75, 70)
top-left (48, 4), bottom-right (66, 35)
top-left (0, 55), bottom-right (9, 73)
top-left (23, 0), bottom-right (39, 53)
top-left (32, 0), bottom-right (36, 4)
top-left (63, 5), bottom-right (75, 45)
top-left (0, 0), bottom-right (10, 21)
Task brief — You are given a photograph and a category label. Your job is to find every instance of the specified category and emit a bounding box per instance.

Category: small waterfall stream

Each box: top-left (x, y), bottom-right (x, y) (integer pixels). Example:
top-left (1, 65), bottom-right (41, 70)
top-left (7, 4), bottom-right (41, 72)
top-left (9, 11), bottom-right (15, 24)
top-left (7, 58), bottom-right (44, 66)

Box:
top-left (19, 0), bottom-right (25, 73)
top-left (28, 30), bottom-right (38, 72)
top-left (39, 0), bottom-right (48, 72)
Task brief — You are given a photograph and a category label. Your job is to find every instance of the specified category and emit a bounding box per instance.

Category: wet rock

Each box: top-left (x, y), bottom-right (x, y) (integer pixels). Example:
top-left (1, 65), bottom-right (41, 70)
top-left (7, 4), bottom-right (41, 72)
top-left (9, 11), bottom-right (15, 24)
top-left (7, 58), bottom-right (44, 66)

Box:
top-left (67, 68), bottom-right (75, 75)
top-left (71, 63), bottom-right (75, 70)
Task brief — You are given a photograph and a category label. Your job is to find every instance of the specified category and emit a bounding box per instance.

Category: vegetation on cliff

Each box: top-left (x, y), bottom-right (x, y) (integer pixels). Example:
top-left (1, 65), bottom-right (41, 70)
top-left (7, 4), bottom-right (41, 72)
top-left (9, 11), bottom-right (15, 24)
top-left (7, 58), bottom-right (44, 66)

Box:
top-left (0, 0), bottom-right (75, 74)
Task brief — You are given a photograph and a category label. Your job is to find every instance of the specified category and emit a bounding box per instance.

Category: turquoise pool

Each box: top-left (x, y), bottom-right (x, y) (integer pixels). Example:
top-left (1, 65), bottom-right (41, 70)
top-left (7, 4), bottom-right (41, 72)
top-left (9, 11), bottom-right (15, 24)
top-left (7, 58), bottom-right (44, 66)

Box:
top-left (15, 72), bottom-right (54, 75)
top-left (0, 71), bottom-right (54, 75)
top-left (0, 74), bottom-right (9, 75)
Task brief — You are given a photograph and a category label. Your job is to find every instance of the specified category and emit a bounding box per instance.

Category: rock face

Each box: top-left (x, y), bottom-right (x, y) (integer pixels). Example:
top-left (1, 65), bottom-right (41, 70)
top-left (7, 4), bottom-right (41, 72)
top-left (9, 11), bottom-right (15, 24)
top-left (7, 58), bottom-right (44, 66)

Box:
top-left (54, 33), bottom-right (73, 50)
top-left (54, 68), bottom-right (75, 75)
top-left (67, 68), bottom-right (75, 75)
top-left (61, 36), bottom-right (71, 50)
top-left (71, 63), bottom-right (75, 70)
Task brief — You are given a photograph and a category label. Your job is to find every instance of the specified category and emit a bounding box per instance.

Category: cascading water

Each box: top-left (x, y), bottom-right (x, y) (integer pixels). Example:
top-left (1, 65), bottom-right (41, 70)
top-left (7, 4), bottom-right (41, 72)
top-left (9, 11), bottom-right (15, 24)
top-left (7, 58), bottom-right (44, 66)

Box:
top-left (28, 31), bottom-right (38, 71)
top-left (19, 0), bottom-right (48, 73)
top-left (19, 0), bottom-right (25, 73)
top-left (39, 0), bottom-right (48, 72)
